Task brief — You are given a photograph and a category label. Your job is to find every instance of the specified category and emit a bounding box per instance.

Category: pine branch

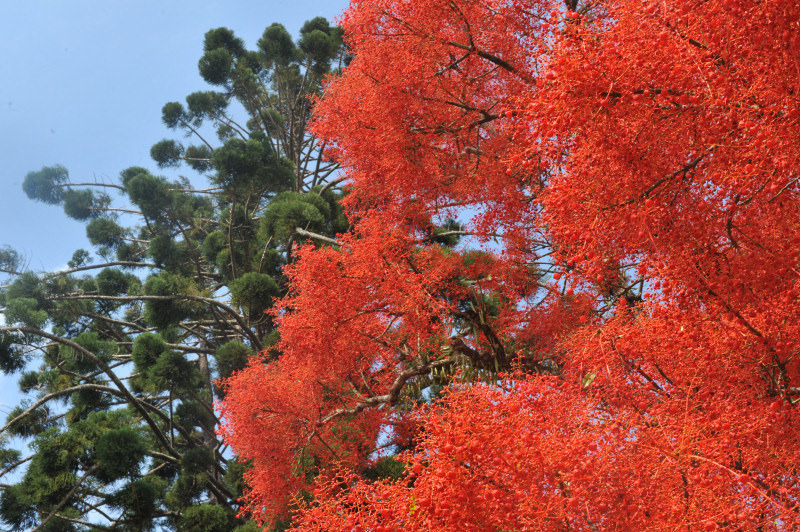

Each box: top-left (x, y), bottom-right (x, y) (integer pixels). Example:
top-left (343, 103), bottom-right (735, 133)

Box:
top-left (31, 464), bottom-right (100, 532)
top-left (0, 384), bottom-right (118, 435)
top-left (46, 294), bottom-right (263, 351)
top-left (0, 326), bottom-right (181, 458)
top-left (0, 454), bottom-right (33, 479)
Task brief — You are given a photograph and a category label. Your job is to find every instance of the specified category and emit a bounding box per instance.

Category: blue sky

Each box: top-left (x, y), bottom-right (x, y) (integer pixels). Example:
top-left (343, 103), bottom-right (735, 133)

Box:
top-left (0, 0), bottom-right (349, 422)
top-left (1, 0), bottom-right (349, 272)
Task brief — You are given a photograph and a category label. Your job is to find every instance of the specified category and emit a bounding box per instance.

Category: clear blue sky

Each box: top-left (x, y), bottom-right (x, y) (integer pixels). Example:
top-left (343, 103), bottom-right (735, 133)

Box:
top-left (1, 0), bottom-right (349, 272)
top-left (0, 0), bottom-right (349, 420)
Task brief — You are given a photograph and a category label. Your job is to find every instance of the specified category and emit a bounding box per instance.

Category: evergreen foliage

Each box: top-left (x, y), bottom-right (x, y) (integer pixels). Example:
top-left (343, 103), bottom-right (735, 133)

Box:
top-left (0, 19), bottom-right (347, 531)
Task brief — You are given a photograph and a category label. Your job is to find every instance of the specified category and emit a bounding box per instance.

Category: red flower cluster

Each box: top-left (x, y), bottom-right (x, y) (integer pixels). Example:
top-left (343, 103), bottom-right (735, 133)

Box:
top-left (221, 0), bottom-right (800, 529)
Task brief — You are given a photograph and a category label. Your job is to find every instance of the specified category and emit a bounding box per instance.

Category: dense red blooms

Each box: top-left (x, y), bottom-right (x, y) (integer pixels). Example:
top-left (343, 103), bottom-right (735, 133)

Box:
top-left (221, 0), bottom-right (800, 529)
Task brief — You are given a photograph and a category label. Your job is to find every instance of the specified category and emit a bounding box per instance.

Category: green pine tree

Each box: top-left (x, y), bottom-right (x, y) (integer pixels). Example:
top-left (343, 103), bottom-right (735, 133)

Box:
top-left (0, 19), bottom-right (347, 531)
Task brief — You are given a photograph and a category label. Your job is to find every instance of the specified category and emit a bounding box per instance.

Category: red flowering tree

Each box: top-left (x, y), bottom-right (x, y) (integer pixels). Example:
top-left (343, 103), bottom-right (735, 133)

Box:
top-left (220, 0), bottom-right (800, 529)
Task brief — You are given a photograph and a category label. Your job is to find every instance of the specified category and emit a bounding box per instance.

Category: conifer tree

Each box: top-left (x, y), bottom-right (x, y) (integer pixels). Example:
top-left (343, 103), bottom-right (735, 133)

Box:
top-left (0, 18), bottom-right (346, 531)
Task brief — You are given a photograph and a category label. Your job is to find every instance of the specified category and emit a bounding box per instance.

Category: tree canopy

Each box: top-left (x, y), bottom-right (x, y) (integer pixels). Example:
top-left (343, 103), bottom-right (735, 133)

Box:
top-left (0, 18), bottom-right (346, 531)
top-left (219, 0), bottom-right (800, 530)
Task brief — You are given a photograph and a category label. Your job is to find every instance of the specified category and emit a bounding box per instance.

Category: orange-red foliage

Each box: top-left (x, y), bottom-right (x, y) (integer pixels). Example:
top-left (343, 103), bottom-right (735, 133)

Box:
top-left (220, 0), bottom-right (800, 529)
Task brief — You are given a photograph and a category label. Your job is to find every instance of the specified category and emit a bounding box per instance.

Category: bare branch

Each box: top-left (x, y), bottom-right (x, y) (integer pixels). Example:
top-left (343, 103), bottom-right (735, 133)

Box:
top-left (295, 227), bottom-right (339, 246)
top-left (317, 175), bottom-right (348, 196)
top-left (46, 261), bottom-right (161, 277)
top-left (320, 358), bottom-right (454, 424)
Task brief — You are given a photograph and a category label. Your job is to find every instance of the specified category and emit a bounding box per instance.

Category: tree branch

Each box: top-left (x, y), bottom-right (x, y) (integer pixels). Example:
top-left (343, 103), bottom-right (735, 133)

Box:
top-left (46, 294), bottom-right (262, 351)
top-left (295, 227), bottom-right (339, 246)
top-left (317, 175), bottom-right (348, 196)
top-left (0, 454), bottom-right (33, 479)
top-left (31, 464), bottom-right (100, 532)
top-left (0, 384), bottom-right (120, 435)
top-left (0, 327), bottom-right (181, 458)
top-left (47, 261), bottom-right (160, 277)
top-left (319, 358), bottom-right (454, 425)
